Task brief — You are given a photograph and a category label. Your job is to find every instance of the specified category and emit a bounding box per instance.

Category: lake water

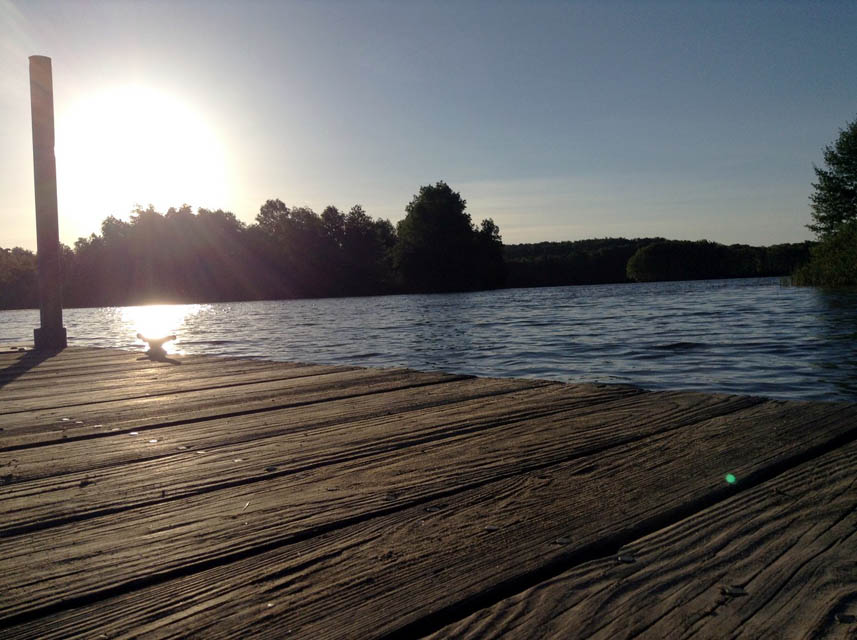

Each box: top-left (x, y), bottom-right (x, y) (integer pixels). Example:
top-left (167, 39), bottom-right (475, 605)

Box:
top-left (2, 278), bottom-right (856, 402)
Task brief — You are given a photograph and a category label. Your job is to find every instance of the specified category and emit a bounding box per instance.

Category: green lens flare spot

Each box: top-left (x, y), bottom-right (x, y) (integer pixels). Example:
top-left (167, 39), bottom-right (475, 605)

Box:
top-left (725, 473), bottom-right (737, 484)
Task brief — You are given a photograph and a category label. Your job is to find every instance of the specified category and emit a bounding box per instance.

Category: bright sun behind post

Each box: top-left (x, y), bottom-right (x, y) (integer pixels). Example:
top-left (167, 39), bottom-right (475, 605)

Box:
top-left (55, 84), bottom-right (230, 240)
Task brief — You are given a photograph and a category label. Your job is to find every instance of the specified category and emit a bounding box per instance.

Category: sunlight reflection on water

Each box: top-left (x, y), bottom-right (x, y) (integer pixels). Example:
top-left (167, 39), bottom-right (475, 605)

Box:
top-left (2, 278), bottom-right (856, 402)
top-left (120, 304), bottom-right (206, 354)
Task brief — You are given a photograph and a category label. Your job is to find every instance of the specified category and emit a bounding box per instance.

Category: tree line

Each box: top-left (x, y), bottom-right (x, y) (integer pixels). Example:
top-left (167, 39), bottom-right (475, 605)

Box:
top-left (1, 182), bottom-right (504, 309)
top-left (6, 112), bottom-right (856, 309)
top-left (504, 238), bottom-right (810, 288)
top-left (1, 181), bottom-right (813, 310)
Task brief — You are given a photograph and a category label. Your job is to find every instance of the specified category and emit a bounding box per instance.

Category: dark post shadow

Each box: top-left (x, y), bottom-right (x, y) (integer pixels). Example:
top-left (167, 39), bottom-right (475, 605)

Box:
top-left (0, 347), bottom-right (64, 389)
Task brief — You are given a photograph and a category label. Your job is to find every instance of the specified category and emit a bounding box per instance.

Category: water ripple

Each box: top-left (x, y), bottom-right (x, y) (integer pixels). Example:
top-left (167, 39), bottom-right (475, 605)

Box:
top-left (2, 278), bottom-right (857, 402)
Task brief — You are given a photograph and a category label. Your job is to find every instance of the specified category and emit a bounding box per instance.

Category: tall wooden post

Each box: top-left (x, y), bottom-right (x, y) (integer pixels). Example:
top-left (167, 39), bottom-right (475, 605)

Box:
top-left (29, 55), bottom-right (67, 350)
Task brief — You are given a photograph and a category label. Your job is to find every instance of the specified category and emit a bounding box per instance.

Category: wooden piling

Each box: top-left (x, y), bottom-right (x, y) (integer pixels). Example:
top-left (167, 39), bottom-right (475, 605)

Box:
top-left (29, 55), bottom-right (67, 350)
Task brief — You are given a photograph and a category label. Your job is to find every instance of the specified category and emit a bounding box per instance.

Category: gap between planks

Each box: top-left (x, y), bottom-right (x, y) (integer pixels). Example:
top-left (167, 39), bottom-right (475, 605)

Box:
top-left (425, 441), bottom-right (857, 640)
top-left (0, 368), bottom-right (471, 449)
top-left (0, 381), bottom-right (637, 535)
top-left (0, 391), bottom-right (833, 628)
top-left (2, 397), bottom-right (855, 638)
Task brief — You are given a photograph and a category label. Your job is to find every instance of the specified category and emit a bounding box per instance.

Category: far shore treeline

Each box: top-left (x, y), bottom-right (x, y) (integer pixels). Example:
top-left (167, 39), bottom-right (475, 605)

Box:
top-left (1, 181), bottom-right (812, 310)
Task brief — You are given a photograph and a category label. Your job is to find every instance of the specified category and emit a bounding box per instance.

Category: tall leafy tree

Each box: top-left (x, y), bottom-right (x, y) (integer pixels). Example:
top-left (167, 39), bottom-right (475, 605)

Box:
top-left (394, 181), bottom-right (504, 292)
top-left (808, 115), bottom-right (857, 236)
top-left (474, 218), bottom-right (506, 289)
top-left (792, 116), bottom-right (857, 286)
top-left (340, 205), bottom-right (397, 295)
top-left (395, 182), bottom-right (474, 292)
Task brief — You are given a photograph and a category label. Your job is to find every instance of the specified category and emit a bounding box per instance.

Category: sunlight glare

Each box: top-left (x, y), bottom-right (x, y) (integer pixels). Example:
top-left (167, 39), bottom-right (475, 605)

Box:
top-left (56, 84), bottom-right (230, 240)
top-left (122, 304), bottom-right (203, 353)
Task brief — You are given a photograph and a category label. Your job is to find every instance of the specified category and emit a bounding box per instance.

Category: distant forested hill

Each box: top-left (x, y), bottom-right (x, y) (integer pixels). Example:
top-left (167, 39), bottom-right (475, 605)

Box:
top-left (625, 240), bottom-right (813, 283)
top-left (504, 238), bottom-right (660, 287)
top-left (504, 238), bottom-right (812, 288)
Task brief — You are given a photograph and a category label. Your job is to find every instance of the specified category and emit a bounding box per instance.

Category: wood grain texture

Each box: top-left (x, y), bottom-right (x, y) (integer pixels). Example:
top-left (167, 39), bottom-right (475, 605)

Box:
top-left (0, 348), bottom-right (311, 393)
top-left (0, 367), bottom-right (462, 448)
top-left (427, 441), bottom-right (857, 640)
top-left (0, 361), bottom-right (344, 413)
top-left (2, 347), bottom-right (855, 640)
top-left (0, 393), bottom-right (819, 628)
top-left (1, 347), bottom-right (172, 378)
top-left (0, 387), bottom-right (743, 536)
top-left (0, 377), bottom-right (566, 482)
top-left (2, 400), bottom-right (854, 639)
top-left (0, 357), bottom-right (290, 402)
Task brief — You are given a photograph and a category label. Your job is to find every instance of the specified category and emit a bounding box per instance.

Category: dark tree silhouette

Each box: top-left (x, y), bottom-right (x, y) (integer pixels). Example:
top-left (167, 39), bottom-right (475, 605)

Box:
top-left (253, 200), bottom-right (337, 297)
top-left (474, 218), bottom-right (506, 289)
top-left (504, 238), bottom-right (661, 287)
top-left (793, 115), bottom-right (857, 286)
top-left (338, 205), bottom-right (397, 295)
top-left (808, 115), bottom-right (857, 237)
top-left (626, 240), bottom-right (726, 282)
top-left (793, 220), bottom-right (857, 286)
top-left (394, 181), bottom-right (505, 292)
top-left (626, 240), bottom-right (811, 282)
top-left (0, 189), bottom-right (817, 310)
top-left (0, 247), bottom-right (38, 309)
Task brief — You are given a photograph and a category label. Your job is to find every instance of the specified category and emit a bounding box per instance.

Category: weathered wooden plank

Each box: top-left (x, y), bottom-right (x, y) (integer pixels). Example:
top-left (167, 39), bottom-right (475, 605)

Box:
top-left (0, 367), bottom-right (461, 448)
top-left (0, 350), bottom-right (178, 377)
top-left (0, 380), bottom-right (636, 536)
top-left (0, 350), bottom-right (139, 383)
top-left (0, 347), bottom-right (153, 372)
top-left (1, 357), bottom-right (313, 398)
top-left (0, 391), bottom-right (768, 622)
top-left (427, 442), bottom-right (857, 640)
top-left (0, 360), bottom-right (350, 413)
top-left (0, 346), bottom-right (290, 380)
top-left (0, 387), bottom-right (741, 534)
top-left (0, 354), bottom-right (282, 394)
top-left (0, 361), bottom-right (364, 433)
top-left (2, 399), bottom-right (853, 638)
top-left (4, 376), bottom-right (560, 482)
top-left (0, 346), bottom-right (123, 363)
top-left (0, 346), bottom-right (30, 358)
top-left (0, 348), bottom-right (278, 390)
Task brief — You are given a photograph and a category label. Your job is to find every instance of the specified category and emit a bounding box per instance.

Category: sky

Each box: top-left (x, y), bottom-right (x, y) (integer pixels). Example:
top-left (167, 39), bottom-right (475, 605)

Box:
top-left (2, 0), bottom-right (856, 251)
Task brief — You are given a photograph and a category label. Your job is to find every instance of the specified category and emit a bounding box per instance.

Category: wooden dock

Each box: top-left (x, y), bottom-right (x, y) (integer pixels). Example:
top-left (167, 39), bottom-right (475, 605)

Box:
top-left (1, 346), bottom-right (856, 638)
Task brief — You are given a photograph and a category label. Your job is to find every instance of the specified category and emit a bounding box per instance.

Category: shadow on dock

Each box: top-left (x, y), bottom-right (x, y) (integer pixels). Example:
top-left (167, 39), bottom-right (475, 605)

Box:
top-left (137, 352), bottom-right (182, 365)
top-left (0, 348), bottom-right (64, 389)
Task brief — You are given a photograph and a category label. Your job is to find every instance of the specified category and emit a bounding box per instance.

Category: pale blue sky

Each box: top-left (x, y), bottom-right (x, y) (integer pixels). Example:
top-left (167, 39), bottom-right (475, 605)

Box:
top-left (2, 0), bottom-right (856, 250)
